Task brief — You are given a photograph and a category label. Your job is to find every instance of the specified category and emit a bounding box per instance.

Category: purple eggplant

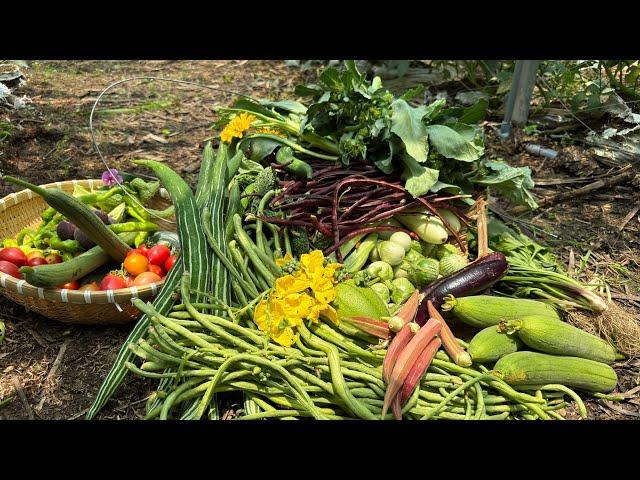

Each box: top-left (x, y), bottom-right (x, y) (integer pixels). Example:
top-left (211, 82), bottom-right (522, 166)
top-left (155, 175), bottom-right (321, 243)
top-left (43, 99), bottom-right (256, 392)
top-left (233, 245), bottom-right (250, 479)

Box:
top-left (415, 252), bottom-right (508, 326)
top-left (56, 221), bottom-right (77, 241)
top-left (74, 228), bottom-right (96, 249)
top-left (93, 209), bottom-right (111, 224)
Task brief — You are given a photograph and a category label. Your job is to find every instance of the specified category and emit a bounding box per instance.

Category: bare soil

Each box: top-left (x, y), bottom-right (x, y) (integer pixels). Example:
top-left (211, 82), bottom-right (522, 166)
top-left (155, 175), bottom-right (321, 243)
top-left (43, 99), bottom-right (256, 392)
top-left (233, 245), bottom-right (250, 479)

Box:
top-left (0, 61), bottom-right (638, 420)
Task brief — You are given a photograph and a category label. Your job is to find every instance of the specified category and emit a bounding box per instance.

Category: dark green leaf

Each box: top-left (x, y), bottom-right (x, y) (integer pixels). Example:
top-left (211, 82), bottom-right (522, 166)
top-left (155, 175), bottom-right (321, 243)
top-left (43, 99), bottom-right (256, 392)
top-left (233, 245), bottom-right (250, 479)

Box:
top-left (232, 98), bottom-right (275, 119)
top-left (240, 137), bottom-right (282, 162)
top-left (422, 98), bottom-right (446, 122)
top-left (400, 84), bottom-right (425, 102)
top-left (471, 159), bottom-right (538, 209)
top-left (458, 98), bottom-right (489, 124)
top-left (425, 124), bottom-right (484, 162)
top-left (295, 84), bottom-right (322, 97)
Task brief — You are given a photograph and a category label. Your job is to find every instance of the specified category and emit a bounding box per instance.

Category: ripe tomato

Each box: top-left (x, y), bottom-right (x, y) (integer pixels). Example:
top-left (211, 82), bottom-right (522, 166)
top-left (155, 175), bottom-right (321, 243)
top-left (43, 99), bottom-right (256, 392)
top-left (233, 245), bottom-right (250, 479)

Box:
top-left (147, 244), bottom-right (170, 267)
top-left (100, 274), bottom-right (128, 290)
top-left (0, 247), bottom-right (28, 267)
top-left (147, 264), bottom-right (164, 277)
top-left (0, 260), bottom-right (21, 278)
top-left (138, 244), bottom-right (150, 256)
top-left (124, 275), bottom-right (135, 287)
top-left (133, 271), bottom-right (162, 287)
top-left (58, 281), bottom-right (80, 290)
top-left (27, 257), bottom-right (49, 267)
top-left (126, 248), bottom-right (146, 258)
top-left (164, 255), bottom-right (177, 272)
top-left (124, 253), bottom-right (149, 276)
top-left (26, 250), bottom-right (46, 261)
top-left (45, 253), bottom-right (63, 264)
top-left (79, 282), bottom-right (100, 292)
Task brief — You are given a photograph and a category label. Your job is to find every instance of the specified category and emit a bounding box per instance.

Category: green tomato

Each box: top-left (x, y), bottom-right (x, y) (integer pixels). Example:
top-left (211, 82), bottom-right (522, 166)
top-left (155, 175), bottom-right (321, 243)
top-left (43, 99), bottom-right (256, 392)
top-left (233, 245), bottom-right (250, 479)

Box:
top-left (377, 241), bottom-right (405, 266)
top-left (391, 277), bottom-right (415, 305)
top-left (370, 283), bottom-right (391, 304)
top-left (366, 261), bottom-right (394, 282)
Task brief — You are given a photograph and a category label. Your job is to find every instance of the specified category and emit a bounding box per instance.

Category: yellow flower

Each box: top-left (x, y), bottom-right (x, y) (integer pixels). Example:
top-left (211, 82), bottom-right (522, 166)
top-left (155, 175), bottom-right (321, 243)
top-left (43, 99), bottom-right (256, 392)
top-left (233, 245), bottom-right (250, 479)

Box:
top-left (255, 127), bottom-right (286, 137)
top-left (253, 297), bottom-right (299, 347)
top-left (275, 252), bottom-right (293, 268)
top-left (310, 276), bottom-right (336, 304)
top-left (274, 274), bottom-right (309, 297)
top-left (252, 249), bottom-right (343, 345)
top-left (220, 113), bottom-right (256, 144)
top-left (300, 250), bottom-right (325, 280)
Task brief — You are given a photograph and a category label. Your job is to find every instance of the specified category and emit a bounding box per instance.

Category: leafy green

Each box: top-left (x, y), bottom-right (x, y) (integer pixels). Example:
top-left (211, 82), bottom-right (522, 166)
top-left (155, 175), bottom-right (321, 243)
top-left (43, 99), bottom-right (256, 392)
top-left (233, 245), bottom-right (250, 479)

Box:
top-left (425, 124), bottom-right (484, 162)
top-left (400, 155), bottom-right (439, 197)
top-left (471, 159), bottom-right (538, 209)
top-left (390, 99), bottom-right (429, 162)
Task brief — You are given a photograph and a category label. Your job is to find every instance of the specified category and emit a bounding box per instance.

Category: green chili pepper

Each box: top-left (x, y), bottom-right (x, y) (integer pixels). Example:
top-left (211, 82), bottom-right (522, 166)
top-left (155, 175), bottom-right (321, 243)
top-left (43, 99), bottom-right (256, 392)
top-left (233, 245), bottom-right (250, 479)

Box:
top-left (108, 221), bottom-right (158, 234)
top-left (41, 207), bottom-right (57, 222)
top-left (275, 146), bottom-right (313, 179)
top-left (16, 228), bottom-right (37, 246)
top-left (135, 231), bottom-right (149, 248)
top-left (48, 237), bottom-right (84, 253)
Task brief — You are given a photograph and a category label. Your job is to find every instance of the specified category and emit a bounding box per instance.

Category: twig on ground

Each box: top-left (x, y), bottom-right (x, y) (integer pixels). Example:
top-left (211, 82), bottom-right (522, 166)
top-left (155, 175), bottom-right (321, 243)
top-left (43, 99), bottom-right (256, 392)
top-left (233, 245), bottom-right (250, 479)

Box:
top-left (35, 338), bottom-right (71, 411)
top-left (512, 165), bottom-right (636, 215)
top-left (11, 377), bottom-right (34, 420)
top-left (618, 202), bottom-right (640, 232)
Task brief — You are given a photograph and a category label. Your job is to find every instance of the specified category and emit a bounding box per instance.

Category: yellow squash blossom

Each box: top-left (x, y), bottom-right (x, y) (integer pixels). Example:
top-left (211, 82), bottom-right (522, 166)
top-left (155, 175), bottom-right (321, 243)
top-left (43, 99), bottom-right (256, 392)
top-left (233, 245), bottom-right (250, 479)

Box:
top-left (220, 112), bottom-right (257, 144)
top-left (253, 250), bottom-right (342, 347)
top-left (275, 252), bottom-right (293, 268)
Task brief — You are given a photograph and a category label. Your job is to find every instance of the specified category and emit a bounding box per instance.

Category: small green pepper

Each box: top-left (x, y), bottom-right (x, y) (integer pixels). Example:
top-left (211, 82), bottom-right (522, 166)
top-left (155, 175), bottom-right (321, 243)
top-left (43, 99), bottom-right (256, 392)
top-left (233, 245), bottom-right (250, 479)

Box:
top-left (108, 221), bottom-right (158, 234)
top-left (134, 231), bottom-right (149, 247)
top-left (48, 236), bottom-right (84, 254)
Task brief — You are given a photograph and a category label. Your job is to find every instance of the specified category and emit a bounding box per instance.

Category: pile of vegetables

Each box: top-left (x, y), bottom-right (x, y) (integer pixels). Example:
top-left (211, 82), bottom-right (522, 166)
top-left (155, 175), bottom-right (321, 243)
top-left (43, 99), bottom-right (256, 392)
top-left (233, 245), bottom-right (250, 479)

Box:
top-left (68, 61), bottom-right (626, 420)
top-left (0, 171), bottom-right (179, 291)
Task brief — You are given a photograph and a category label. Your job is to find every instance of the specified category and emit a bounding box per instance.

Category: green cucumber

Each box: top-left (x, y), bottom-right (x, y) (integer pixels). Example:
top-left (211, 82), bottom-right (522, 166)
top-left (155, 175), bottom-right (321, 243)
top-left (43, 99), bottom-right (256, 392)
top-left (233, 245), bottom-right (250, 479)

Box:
top-left (468, 326), bottom-right (523, 364)
top-left (2, 175), bottom-right (131, 262)
top-left (494, 351), bottom-right (618, 393)
top-left (500, 315), bottom-right (617, 364)
top-left (19, 232), bottom-right (137, 287)
top-left (441, 295), bottom-right (561, 328)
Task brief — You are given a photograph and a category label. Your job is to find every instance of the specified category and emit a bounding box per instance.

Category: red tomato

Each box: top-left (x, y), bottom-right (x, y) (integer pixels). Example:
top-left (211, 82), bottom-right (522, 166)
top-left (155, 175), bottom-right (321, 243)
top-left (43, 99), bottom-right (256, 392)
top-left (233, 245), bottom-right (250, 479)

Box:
top-left (133, 271), bottom-right (162, 287)
top-left (0, 247), bottom-right (28, 267)
top-left (124, 253), bottom-right (149, 276)
top-left (27, 257), bottom-right (49, 267)
top-left (100, 274), bottom-right (128, 290)
top-left (45, 253), bottom-right (63, 264)
top-left (0, 260), bottom-right (21, 278)
top-left (164, 255), bottom-right (177, 272)
top-left (138, 244), bottom-right (150, 256)
top-left (124, 275), bottom-right (135, 287)
top-left (126, 248), bottom-right (144, 257)
top-left (58, 281), bottom-right (80, 290)
top-left (79, 282), bottom-right (100, 292)
top-left (147, 244), bottom-right (170, 267)
top-left (26, 250), bottom-right (46, 261)
top-left (147, 264), bottom-right (165, 277)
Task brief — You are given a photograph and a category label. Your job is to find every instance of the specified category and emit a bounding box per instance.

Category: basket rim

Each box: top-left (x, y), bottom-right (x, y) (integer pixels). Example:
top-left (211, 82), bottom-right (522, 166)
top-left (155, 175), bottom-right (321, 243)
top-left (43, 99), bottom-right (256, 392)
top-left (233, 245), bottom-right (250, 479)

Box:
top-left (0, 178), bottom-right (168, 305)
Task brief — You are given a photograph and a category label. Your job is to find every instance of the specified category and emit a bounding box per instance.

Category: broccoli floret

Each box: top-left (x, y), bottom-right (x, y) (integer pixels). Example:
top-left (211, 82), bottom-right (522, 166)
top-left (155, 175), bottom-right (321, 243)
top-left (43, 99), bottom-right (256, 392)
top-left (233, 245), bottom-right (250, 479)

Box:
top-left (310, 233), bottom-right (333, 252)
top-left (290, 227), bottom-right (310, 257)
top-left (254, 167), bottom-right (278, 197)
top-left (235, 173), bottom-right (256, 192)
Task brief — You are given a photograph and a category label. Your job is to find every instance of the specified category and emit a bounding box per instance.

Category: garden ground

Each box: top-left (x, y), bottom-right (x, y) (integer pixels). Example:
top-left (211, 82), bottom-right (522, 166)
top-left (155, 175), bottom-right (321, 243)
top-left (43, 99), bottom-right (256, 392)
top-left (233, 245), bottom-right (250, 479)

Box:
top-left (0, 61), bottom-right (638, 419)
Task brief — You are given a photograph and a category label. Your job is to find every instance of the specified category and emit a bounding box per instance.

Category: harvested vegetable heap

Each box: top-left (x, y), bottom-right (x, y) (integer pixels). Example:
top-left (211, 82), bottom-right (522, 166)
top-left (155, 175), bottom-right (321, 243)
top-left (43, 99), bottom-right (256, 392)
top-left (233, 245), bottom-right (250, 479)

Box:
top-left (83, 61), bottom-right (623, 421)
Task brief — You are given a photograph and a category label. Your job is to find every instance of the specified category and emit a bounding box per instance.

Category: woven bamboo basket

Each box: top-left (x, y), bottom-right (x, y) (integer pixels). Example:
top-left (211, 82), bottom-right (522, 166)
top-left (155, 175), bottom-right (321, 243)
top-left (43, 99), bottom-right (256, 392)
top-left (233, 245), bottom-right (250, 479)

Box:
top-left (0, 178), bottom-right (176, 325)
